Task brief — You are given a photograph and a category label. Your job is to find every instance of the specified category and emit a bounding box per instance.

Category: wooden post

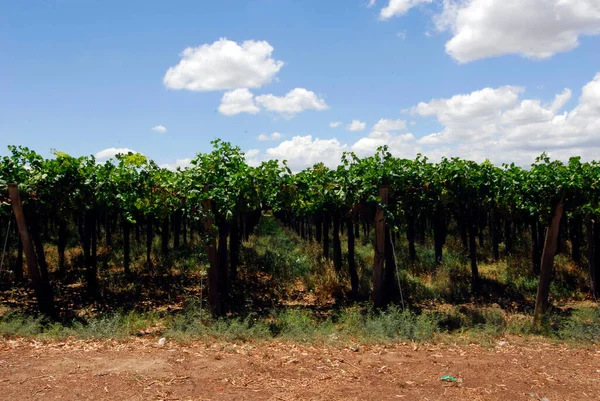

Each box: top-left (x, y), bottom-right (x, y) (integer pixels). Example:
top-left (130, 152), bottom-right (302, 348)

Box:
top-left (533, 200), bottom-right (564, 328)
top-left (587, 217), bottom-right (600, 298)
top-left (433, 207), bottom-right (446, 266)
top-left (123, 218), bottom-right (131, 275)
top-left (332, 216), bottom-right (342, 272)
top-left (346, 215), bottom-right (358, 299)
top-left (145, 215), bottom-right (153, 265)
top-left (373, 186), bottom-right (388, 308)
top-left (468, 213), bottom-right (480, 293)
top-left (406, 214), bottom-right (416, 261)
top-left (315, 213), bottom-right (322, 243)
top-left (161, 216), bottom-right (169, 256)
top-left (586, 218), bottom-right (595, 296)
top-left (202, 196), bottom-right (221, 317)
top-left (217, 221), bottom-right (229, 313)
top-left (7, 184), bottom-right (55, 317)
top-left (323, 213), bottom-right (330, 260)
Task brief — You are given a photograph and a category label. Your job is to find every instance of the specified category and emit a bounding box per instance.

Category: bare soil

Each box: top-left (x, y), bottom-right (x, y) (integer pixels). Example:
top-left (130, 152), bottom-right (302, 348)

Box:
top-left (1, 338), bottom-right (598, 401)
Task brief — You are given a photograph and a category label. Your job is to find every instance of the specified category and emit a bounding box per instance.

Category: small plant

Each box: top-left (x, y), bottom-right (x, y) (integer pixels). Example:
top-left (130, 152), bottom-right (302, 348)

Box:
top-left (557, 307), bottom-right (600, 343)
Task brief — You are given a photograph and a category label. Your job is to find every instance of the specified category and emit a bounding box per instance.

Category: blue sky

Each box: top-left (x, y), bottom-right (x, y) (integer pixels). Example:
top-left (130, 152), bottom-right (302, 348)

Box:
top-left (1, 0), bottom-right (600, 169)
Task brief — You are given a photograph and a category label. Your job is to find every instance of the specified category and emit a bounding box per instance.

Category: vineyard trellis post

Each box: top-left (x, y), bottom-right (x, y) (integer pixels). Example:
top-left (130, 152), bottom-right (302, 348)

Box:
top-left (7, 184), bottom-right (56, 317)
top-left (202, 194), bottom-right (223, 317)
top-left (586, 217), bottom-right (600, 298)
top-left (373, 185), bottom-right (388, 308)
top-left (533, 200), bottom-right (564, 328)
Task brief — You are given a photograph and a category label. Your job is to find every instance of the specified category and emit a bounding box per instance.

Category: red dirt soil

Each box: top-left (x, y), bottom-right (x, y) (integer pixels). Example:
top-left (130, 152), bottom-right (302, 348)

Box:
top-left (0, 338), bottom-right (598, 401)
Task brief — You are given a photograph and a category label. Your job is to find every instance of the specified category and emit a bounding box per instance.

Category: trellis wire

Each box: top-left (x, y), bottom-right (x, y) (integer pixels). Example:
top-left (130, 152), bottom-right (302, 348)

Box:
top-left (389, 237), bottom-right (406, 312)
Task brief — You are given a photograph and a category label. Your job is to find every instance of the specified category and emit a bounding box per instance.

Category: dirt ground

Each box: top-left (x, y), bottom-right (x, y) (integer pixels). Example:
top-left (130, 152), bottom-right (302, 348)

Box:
top-left (0, 338), bottom-right (598, 401)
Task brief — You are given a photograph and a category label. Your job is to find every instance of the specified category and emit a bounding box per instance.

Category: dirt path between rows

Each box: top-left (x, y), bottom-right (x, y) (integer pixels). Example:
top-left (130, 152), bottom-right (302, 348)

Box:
top-left (0, 338), bottom-right (598, 401)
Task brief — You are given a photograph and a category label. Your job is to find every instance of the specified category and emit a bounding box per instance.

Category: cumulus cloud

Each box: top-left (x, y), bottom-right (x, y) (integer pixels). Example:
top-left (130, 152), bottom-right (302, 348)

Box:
top-left (329, 121), bottom-right (342, 128)
top-left (347, 120), bottom-right (367, 132)
top-left (246, 72), bottom-right (600, 169)
top-left (255, 88), bottom-right (329, 117)
top-left (257, 132), bottom-right (283, 141)
top-left (353, 118), bottom-right (414, 157)
top-left (163, 38), bottom-right (284, 91)
top-left (218, 88), bottom-right (260, 116)
top-left (246, 149), bottom-right (260, 158)
top-left (380, 0), bottom-right (432, 20)
top-left (372, 118), bottom-right (407, 132)
top-left (436, 0), bottom-right (600, 63)
top-left (245, 149), bottom-right (261, 167)
top-left (152, 125), bottom-right (167, 133)
top-left (414, 85), bottom-right (523, 143)
top-left (550, 89), bottom-right (573, 113)
top-left (412, 72), bottom-right (600, 164)
top-left (95, 148), bottom-right (138, 160)
top-left (251, 132), bottom-right (419, 171)
top-left (352, 132), bottom-right (417, 158)
top-left (265, 136), bottom-right (348, 171)
top-left (160, 158), bottom-right (192, 171)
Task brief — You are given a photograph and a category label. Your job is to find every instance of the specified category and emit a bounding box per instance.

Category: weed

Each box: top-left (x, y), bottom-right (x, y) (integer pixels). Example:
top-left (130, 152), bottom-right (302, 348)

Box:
top-left (557, 306), bottom-right (600, 343)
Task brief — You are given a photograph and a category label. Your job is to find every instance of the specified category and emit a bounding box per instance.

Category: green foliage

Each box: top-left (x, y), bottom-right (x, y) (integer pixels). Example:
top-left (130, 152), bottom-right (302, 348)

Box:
top-left (0, 310), bottom-right (158, 339)
top-left (243, 216), bottom-right (311, 281)
top-left (2, 140), bottom-right (600, 347)
top-left (557, 307), bottom-right (600, 342)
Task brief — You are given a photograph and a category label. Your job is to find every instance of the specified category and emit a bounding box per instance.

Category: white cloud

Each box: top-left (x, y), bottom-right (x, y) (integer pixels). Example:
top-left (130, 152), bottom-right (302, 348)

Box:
top-left (397, 30), bottom-right (407, 40)
top-left (329, 121), bottom-right (342, 128)
top-left (257, 132), bottom-right (283, 141)
top-left (251, 132), bottom-right (419, 171)
top-left (160, 158), bottom-right (192, 171)
top-left (352, 118), bottom-right (414, 157)
top-left (246, 149), bottom-right (260, 158)
top-left (163, 38), bottom-right (284, 91)
top-left (95, 148), bottom-right (138, 160)
top-left (218, 88), bottom-right (260, 116)
top-left (436, 0), bottom-right (600, 63)
top-left (255, 88), bottom-right (329, 117)
top-left (352, 131), bottom-right (417, 158)
top-left (372, 118), bottom-right (407, 132)
top-left (412, 73), bottom-right (600, 164)
top-left (501, 100), bottom-right (555, 126)
top-left (245, 149), bottom-right (261, 167)
top-left (347, 120), bottom-right (367, 132)
top-left (224, 73), bottom-right (600, 170)
top-left (265, 136), bottom-right (348, 171)
top-left (550, 89), bottom-right (572, 113)
top-left (409, 120), bottom-right (417, 126)
top-left (152, 125), bottom-right (167, 133)
top-left (414, 85), bottom-right (523, 143)
top-left (367, 0), bottom-right (377, 7)
top-left (380, 0), bottom-right (432, 20)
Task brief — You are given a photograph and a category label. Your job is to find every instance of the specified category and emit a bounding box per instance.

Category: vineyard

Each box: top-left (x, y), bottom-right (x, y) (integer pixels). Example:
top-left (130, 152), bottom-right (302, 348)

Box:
top-left (0, 140), bottom-right (599, 341)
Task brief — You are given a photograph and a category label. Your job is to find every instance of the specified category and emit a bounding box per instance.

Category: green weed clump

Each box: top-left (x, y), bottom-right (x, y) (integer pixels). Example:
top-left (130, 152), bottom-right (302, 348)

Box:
top-left (361, 306), bottom-right (439, 342)
top-left (243, 217), bottom-right (312, 281)
top-left (2, 303), bottom-right (599, 346)
top-left (333, 305), bottom-right (439, 343)
top-left (0, 312), bottom-right (45, 337)
top-left (557, 307), bottom-right (600, 343)
top-left (0, 310), bottom-right (158, 340)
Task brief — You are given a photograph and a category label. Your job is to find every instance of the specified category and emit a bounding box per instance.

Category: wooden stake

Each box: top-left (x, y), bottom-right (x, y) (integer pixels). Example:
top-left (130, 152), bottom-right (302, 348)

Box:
top-left (202, 195), bottom-right (221, 317)
top-left (7, 184), bottom-right (55, 317)
top-left (533, 200), bottom-right (564, 328)
top-left (373, 186), bottom-right (388, 308)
